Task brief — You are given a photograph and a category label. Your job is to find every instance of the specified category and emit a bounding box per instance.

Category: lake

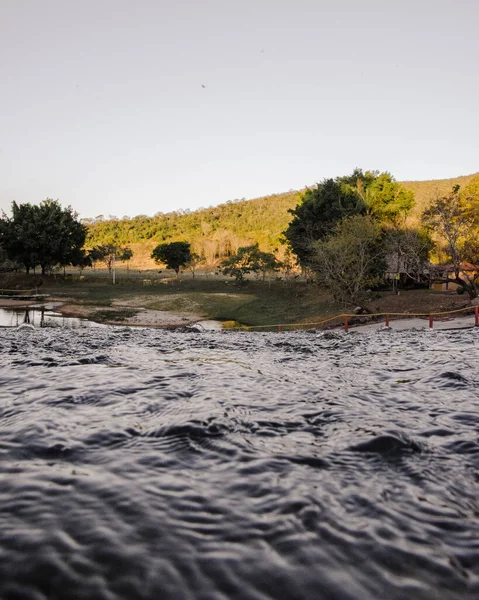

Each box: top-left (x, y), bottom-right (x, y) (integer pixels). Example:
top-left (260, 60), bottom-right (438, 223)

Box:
top-left (0, 326), bottom-right (478, 599)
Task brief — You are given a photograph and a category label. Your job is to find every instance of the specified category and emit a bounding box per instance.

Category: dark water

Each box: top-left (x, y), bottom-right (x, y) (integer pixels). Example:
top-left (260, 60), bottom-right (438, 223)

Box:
top-left (0, 326), bottom-right (478, 600)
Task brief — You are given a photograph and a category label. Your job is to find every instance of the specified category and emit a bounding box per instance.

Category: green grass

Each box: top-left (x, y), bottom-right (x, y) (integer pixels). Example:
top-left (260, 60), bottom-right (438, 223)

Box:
top-left (40, 274), bottom-right (340, 327)
top-left (143, 281), bottom-right (337, 326)
top-left (3, 272), bottom-right (467, 331)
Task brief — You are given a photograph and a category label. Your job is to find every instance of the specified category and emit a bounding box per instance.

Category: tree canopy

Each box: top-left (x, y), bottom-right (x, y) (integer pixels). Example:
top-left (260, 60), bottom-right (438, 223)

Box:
top-left (310, 214), bottom-right (386, 305)
top-left (283, 176), bottom-right (365, 267)
top-left (0, 200), bottom-right (87, 274)
top-left (89, 244), bottom-right (133, 272)
top-left (283, 169), bottom-right (415, 268)
top-left (422, 179), bottom-right (479, 298)
top-left (221, 244), bottom-right (281, 281)
top-left (151, 241), bottom-right (192, 276)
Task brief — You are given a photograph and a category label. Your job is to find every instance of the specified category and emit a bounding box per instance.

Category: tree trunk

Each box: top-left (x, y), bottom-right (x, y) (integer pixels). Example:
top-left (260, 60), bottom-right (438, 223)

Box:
top-left (454, 276), bottom-right (477, 299)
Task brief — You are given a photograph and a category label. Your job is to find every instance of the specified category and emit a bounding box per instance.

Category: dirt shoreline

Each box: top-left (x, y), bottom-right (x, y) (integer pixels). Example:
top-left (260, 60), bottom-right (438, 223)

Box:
top-left (0, 298), bottom-right (206, 328)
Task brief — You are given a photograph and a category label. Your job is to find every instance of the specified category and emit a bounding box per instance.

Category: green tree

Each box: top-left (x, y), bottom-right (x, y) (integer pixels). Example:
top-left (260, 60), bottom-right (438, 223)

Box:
top-left (151, 241), bottom-right (192, 277)
top-left (284, 176), bottom-right (365, 268)
top-left (185, 252), bottom-right (203, 278)
top-left (0, 200), bottom-right (87, 274)
top-left (0, 202), bottom-right (38, 272)
top-left (89, 244), bottom-right (133, 272)
top-left (311, 214), bottom-right (386, 305)
top-left (284, 169), bottom-right (414, 268)
top-left (422, 182), bottom-right (479, 298)
top-left (221, 244), bottom-right (280, 281)
top-left (362, 172), bottom-right (414, 222)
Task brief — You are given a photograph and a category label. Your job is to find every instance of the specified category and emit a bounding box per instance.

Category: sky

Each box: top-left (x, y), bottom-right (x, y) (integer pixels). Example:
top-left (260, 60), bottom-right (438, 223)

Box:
top-left (1, 0), bottom-right (478, 219)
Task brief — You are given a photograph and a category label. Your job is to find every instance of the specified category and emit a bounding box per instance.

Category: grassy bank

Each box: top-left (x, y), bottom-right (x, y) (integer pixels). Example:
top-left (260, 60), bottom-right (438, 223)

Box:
top-left (0, 271), bottom-right (471, 330)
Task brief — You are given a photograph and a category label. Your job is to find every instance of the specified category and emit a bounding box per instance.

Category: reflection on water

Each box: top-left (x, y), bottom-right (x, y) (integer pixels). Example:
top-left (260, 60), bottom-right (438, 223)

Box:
top-left (0, 307), bottom-right (103, 328)
top-left (0, 326), bottom-right (478, 599)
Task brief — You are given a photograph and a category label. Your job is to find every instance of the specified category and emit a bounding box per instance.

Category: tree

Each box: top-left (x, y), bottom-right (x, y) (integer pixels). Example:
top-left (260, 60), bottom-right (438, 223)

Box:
top-left (311, 215), bottom-right (386, 305)
top-left (0, 202), bottom-right (39, 272)
top-left (0, 200), bottom-right (87, 274)
top-left (221, 244), bottom-right (280, 281)
top-left (284, 176), bottom-right (365, 268)
top-left (362, 172), bottom-right (414, 223)
top-left (422, 182), bottom-right (479, 298)
top-left (151, 241), bottom-right (192, 277)
top-left (185, 252), bottom-right (203, 278)
top-left (384, 227), bottom-right (433, 289)
top-left (89, 244), bottom-right (133, 272)
top-left (283, 169), bottom-right (414, 268)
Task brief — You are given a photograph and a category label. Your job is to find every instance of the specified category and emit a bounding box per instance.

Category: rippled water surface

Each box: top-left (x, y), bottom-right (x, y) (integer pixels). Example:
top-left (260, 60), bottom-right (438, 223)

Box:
top-left (1, 326), bottom-right (478, 599)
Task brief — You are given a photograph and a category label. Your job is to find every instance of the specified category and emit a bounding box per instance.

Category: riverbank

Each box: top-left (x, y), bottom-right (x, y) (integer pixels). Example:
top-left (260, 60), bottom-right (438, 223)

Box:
top-left (57, 301), bottom-right (205, 328)
top-left (0, 272), bottom-right (473, 330)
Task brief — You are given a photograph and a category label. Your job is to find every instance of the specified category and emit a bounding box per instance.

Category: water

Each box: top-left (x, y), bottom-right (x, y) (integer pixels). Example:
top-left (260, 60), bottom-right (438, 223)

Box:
top-left (0, 307), bottom-right (103, 328)
top-left (0, 326), bottom-right (478, 599)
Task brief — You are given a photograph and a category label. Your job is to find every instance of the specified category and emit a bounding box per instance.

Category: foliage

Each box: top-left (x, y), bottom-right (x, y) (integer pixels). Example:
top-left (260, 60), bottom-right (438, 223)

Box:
top-left (84, 190), bottom-right (302, 267)
top-left (89, 244), bottom-right (134, 272)
top-left (0, 199), bottom-right (87, 274)
top-left (185, 252), bottom-right (203, 278)
top-left (363, 173), bottom-right (414, 222)
top-left (221, 244), bottom-right (281, 281)
top-left (284, 175), bottom-right (365, 267)
top-left (422, 179), bottom-right (479, 298)
top-left (283, 169), bottom-right (414, 268)
top-left (310, 215), bottom-right (387, 305)
top-left (402, 172), bottom-right (479, 223)
top-left (384, 227), bottom-right (433, 282)
top-left (151, 241), bottom-right (192, 276)
top-left (81, 172), bottom-right (478, 271)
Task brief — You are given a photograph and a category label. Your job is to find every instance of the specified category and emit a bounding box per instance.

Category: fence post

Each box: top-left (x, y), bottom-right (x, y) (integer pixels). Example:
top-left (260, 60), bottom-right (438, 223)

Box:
top-left (385, 314), bottom-right (390, 327)
top-left (278, 325), bottom-right (281, 333)
top-left (429, 314), bottom-right (433, 328)
top-left (344, 316), bottom-right (349, 332)
top-left (475, 306), bottom-right (479, 327)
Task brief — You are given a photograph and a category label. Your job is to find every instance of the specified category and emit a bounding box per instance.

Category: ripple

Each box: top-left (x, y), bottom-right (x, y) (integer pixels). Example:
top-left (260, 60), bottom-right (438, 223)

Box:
top-left (0, 327), bottom-right (479, 599)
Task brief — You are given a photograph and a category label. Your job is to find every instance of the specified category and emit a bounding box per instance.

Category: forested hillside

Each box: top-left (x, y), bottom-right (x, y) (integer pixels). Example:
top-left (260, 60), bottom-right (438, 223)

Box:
top-left (402, 172), bottom-right (478, 223)
top-left (84, 172), bottom-right (478, 269)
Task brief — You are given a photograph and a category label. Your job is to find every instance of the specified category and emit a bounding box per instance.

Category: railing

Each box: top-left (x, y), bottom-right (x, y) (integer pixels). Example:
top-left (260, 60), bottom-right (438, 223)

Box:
top-left (226, 306), bottom-right (479, 332)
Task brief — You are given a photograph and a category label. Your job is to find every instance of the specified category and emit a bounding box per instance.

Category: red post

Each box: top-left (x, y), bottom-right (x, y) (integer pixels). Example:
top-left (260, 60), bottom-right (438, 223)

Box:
top-left (429, 314), bottom-right (433, 328)
top-left (386, 314), bottom-right (390, 327)
top-left (278, 325), bottom-right (281, 333)
top-left (475, 306), bottom-right (478, 327)
top-left (344, 316), bottom-right (349, 332)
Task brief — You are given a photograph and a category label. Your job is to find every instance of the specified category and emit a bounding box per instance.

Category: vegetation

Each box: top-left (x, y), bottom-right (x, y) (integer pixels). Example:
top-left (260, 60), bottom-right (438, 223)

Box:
top-left (2, 170), bottom-right (479, 317)
top-left (384, 227), bottom-right (433, 286)
top-left (90, 244), bottom-right (133, 272)
top-left (221, 244), bottom-right (281, 281)
top-left (84, 190), bottom-right (301, 268)
top-left (0, 200), bottom-right (87, 274)
top-left (283, 170), bottom-right (414, 268)
top-left (311, 215), bottom-right (386, 305)
top-left (151, 241), bottom-right (192, 277)
top-left (423, 178), bottom-right (479, 298)
top-left (81, 172), bottom-right (479, 271)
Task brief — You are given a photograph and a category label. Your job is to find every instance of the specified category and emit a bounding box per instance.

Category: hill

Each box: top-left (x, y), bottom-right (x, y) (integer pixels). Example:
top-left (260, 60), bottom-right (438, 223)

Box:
top-left (402, 172), bottom-right (479, 222)
top-left (85, 172), bottom-right (479, 269)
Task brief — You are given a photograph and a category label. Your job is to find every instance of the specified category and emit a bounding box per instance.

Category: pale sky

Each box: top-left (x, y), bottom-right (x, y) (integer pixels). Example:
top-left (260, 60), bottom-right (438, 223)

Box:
top-left (1, 0), bottom-right (478, 219)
